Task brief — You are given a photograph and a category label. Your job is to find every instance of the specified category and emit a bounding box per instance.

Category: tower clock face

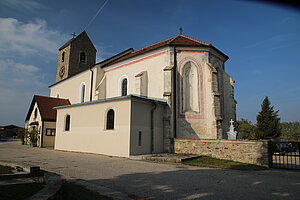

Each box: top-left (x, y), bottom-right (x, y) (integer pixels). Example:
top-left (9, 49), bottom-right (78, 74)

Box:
top-left (59, 66), bottom-right (65, 78)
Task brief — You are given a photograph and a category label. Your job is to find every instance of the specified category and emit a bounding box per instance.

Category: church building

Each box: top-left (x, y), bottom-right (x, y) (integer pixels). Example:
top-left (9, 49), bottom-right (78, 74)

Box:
top-left (25, 31), bottom-right (236, 157)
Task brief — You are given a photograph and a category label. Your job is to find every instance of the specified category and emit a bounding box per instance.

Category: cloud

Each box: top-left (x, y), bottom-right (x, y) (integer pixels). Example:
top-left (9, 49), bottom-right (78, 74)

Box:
top-left (0, 59), bottom-right (46, 89)
top-left (0, 0), bottom-right (45, 11)
top-left (0, 18), bottom-right (68, 56)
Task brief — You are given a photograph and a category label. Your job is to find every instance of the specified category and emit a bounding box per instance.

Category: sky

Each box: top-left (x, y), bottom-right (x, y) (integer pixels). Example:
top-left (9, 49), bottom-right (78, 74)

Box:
top-left (0, 0), bottom-right (299, 127)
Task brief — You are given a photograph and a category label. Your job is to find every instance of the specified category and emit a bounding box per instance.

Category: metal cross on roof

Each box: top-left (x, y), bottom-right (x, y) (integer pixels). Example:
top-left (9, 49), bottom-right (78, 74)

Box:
top-left (71, 32), bottom-right (76, 38)
top-left (179, 27), bottom-right (183, 34)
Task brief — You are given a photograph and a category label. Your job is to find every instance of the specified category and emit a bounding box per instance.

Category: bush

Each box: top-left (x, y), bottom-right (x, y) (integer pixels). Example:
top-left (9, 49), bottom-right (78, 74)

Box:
top-left (28, 129), bottom-right (38, 146)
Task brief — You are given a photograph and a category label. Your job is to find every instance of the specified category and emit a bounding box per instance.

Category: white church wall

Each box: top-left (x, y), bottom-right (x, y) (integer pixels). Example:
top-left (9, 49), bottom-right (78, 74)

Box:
top-left (103, 47), bottom-right (169, 99)
top-left (50, 70), bottom-right (92, 104)
top-left (130, 99), bottom-right (165, 155)
top-left (54, 99), bottom-right (132, 157)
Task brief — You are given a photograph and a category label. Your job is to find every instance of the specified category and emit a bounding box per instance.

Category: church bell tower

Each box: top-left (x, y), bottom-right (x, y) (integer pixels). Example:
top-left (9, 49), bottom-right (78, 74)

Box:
top-left (55, 31), bottom-right (97, 82)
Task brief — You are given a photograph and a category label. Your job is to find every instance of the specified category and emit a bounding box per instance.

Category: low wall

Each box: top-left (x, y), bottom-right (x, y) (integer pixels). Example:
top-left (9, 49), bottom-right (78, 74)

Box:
top-left (174, 139), bottom-right (269, 166)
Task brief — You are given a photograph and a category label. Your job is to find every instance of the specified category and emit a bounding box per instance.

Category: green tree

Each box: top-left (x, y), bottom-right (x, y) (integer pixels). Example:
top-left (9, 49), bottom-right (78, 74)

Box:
top-left (237, 118), bottom-right (257, 139)
top-left (256, 96), bottom-right (281, 139)
top-left (280, 122), bottom-right (300, 141)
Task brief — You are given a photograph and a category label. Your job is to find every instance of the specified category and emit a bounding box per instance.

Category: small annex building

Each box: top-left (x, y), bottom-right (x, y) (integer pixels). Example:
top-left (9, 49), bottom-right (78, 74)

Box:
top-left (25, 31), bottom-right (237, 157)
top-left (25, 95), bottom-right (70, 147)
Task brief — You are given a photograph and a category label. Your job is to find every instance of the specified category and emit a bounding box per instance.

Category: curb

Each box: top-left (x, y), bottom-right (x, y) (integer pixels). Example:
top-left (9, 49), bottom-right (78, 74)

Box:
top-left (28, 172), bottom-right (62, 200)
top-left (141, 153), bottom-right (200, 163)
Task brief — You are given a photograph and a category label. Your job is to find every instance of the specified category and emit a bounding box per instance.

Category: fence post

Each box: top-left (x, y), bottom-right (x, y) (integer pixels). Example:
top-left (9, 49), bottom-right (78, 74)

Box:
top-left (268, 140), bottom-right (273, 168)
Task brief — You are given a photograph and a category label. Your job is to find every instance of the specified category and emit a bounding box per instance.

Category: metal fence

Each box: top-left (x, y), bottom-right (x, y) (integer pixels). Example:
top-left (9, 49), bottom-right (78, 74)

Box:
top-left (268, 141), bottom-right (300, 170)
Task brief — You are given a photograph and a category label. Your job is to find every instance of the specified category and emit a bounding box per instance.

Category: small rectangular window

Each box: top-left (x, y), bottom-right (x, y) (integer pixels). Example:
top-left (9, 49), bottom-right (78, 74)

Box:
top-left (46, 129), bottom-right (51, 136)
top-left (46, 129), bottom-right (56, 136)
top-left (138, 131), bottom-right (142, 146)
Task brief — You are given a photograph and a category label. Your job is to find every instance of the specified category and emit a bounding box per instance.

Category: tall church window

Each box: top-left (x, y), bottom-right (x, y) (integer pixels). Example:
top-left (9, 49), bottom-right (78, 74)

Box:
top-left (34, 108), bottom-right (37, 119)
top-left (182, 61), bottom-right (200, 113)
top-left (65, 114), bottom-right (70, 131)
top-left (80, 83), bottom-right (86, 103)
top-left (106, 109), bottom-right (115, 130)
top-left (61, 52), bottom-right (65, 62)
top-left (121, 78), bottom-right (127, 96)
top-left (80, 52), bottom-right (86, 63)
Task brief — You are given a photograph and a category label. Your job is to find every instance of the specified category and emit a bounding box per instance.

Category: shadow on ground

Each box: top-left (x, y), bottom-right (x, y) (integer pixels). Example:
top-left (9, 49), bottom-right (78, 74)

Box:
top-left (89, 167), bottom-right (299, 200)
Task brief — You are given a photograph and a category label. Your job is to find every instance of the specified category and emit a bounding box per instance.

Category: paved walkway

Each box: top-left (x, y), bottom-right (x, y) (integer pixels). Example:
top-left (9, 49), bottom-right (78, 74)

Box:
top-left (0, 140), bottom-right (299, 200)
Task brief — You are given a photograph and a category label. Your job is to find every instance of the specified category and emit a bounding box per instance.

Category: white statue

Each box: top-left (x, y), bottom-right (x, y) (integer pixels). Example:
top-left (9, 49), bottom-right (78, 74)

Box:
top-left (227, 119), bottom-right (237, 139)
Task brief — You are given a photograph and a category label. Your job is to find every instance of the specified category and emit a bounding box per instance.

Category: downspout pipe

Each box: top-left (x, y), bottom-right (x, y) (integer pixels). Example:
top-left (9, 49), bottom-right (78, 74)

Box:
top-left (89, 67), bottom-right (94, 101)
top-left (150, 102), bottom-right (158, 154)
top-left (173, 46), bottom-right (177, 139)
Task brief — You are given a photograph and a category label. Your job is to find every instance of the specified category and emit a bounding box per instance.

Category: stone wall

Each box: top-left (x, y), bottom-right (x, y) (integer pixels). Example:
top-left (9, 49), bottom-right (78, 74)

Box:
top-left (174, 138), bottom-right (269, 166)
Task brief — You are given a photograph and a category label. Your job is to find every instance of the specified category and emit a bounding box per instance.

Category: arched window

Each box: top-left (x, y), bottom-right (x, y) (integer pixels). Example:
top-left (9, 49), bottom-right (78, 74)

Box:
top-left (34, 108), bottom-right (37, 119)
top-left (65, 115), bottom-right (70, 131)
top-left (80, 52), bottom-right (86, 63)
top-left (61, 52), bottom-right (65, 62)
top-left (106, 109), bottom-right (115, 130)
top-left (121, 78), bottom-right (127, 96)
top-left (182, 61), bottom-right (200, 113)
top-left (80, 83), bottom-right (86, 103)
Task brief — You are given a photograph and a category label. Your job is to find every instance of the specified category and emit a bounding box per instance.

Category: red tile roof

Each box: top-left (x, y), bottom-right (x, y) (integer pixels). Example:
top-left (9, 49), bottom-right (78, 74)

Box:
top-left (25, 95), bottom-right (70, 122)
top-left (107, 34), bottom-right (212, 66)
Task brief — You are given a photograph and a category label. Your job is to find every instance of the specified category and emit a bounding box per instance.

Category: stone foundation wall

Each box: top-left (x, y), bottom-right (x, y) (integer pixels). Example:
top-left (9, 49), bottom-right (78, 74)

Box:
top-left (174, 138), bottom-right (269, 166)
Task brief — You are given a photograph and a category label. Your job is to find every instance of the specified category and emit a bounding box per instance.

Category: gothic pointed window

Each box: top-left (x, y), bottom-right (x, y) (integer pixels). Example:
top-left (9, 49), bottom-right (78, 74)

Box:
top-left (106, 109), bottom-right (115, 130)
top-left (182, 61), bottom-right (200, 113)
top-left (80, 52), bottom-right (86, 63)
top-left (65, 114), bottom-right (70, 131)
top-left (121, 78), bottom-right (127, 96)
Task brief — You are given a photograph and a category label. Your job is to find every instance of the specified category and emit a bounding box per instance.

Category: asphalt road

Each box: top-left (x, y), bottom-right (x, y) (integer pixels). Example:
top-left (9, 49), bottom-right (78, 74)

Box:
top-left (0, 140), bottom-right (299, 200)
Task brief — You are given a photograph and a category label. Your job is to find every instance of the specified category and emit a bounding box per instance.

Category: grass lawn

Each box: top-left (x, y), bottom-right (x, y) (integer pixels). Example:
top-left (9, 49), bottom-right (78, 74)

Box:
top-left (61, 181), bottom-right (113, 200)
top-left (0, 165), bottom-right (13, 174)
top-left (183, 156), bottom-right (267, 170)
top-left (0, 183), bottom-right (43, 200)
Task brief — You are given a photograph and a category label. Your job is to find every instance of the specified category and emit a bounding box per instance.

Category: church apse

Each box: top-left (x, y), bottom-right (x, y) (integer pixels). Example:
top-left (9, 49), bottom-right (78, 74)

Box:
top-left (175, 51), bottom-right (222, 139)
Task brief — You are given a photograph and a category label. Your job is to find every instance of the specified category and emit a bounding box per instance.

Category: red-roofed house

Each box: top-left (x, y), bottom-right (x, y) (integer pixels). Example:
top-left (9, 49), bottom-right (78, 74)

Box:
top-left (25, 95), bottom-right (70, 147)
